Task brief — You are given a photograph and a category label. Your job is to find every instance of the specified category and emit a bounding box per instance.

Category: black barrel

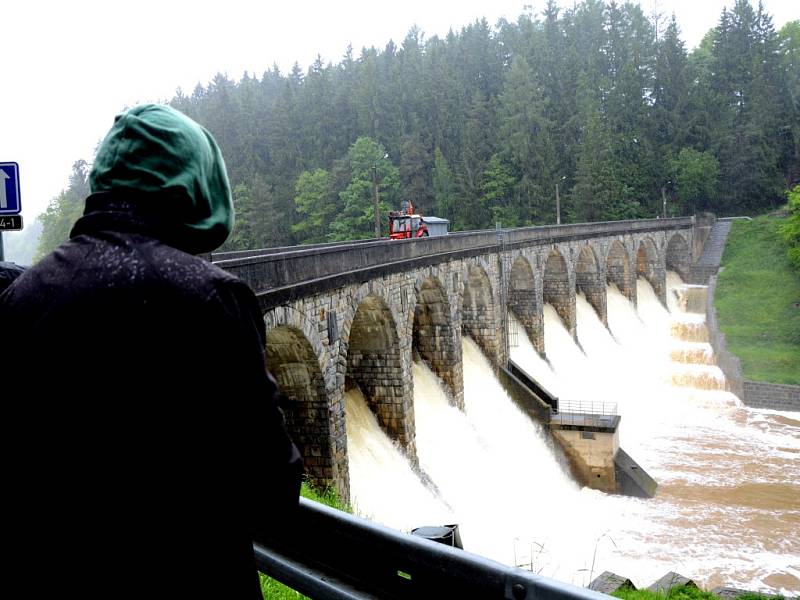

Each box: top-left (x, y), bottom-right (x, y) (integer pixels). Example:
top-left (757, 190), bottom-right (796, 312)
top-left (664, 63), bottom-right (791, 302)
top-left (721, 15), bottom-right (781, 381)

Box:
top-left (411, 524), bottom-right (464, 549)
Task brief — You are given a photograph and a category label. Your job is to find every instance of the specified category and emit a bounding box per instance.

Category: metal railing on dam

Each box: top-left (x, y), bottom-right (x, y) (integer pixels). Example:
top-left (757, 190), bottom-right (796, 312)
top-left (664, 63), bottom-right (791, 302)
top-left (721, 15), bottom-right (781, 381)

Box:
top-left (256, 497), bottom-right (610, 599)
top-left (213, 217), bottom-right (692, 307)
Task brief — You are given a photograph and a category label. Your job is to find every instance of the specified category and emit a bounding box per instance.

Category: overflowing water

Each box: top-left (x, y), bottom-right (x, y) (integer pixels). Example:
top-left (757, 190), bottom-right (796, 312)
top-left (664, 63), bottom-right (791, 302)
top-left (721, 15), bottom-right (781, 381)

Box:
top-left (344, 274), bottom-right (800, 595)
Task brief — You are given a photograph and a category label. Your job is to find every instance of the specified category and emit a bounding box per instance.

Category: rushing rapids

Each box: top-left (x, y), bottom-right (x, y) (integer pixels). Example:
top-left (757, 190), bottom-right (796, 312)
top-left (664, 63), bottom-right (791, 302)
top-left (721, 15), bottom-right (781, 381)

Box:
top-left (344, 273), bottom-right (800, 595)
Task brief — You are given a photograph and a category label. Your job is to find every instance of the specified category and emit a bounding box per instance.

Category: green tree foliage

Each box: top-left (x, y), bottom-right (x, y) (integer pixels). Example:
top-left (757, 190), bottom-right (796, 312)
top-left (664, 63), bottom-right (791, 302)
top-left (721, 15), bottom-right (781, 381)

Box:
top-left (481, 154), bottom-right (517, 226)
top-left (653, 16), bottom-right (690, 161)
top-left (331, 137), bottom-right (399, 240)
top-left (432, 147), bottom-right (457, 226)
top-left (36, 160), bottom-right (90, 260)
top-left (37, 1), bottom-right (799, 254)
top-left (778, 21), bottom-right (800, 182)
top-left (292, 168), bottom-right (338, 244)
top-left (498, 55), bottom-right (555, 224)
top-left (707, 1), bottom-right (796, 212)
top-left (780, 184), bottom-right (800, 270)
top-left (670, 148), bottom-right (720, 214)
top-left (399, 132), bottom-right (433, 214)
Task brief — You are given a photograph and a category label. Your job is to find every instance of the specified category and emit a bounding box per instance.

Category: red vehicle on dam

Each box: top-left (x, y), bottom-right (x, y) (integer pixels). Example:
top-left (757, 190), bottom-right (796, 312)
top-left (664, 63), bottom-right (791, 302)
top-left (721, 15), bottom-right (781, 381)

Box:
top-left (388, 200), bottom-right (449, 239)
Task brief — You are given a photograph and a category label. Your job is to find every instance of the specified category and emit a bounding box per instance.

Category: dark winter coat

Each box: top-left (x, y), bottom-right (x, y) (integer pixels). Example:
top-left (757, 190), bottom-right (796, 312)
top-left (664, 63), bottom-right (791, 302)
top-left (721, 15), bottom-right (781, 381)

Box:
top-left (0, 260), bottom-right (25, 294)
top-left (0, 197), bottom-right (302, 598)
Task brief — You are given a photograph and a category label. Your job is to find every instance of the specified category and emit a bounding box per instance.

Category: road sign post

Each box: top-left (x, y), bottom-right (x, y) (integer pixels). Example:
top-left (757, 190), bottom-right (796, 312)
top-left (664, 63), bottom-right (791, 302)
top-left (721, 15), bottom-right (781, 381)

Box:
top-left (0, 162), bottom-right (22, 215)
top-left (0, 161), bottom-right (23, 263)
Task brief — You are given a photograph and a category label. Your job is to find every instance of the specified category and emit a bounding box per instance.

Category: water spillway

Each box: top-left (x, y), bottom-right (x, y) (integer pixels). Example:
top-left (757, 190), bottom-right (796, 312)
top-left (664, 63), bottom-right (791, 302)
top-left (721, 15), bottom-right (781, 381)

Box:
top-left (344, 387), bottom-right (449, 529)
top-left (345, 274), bottom-right (800, 595)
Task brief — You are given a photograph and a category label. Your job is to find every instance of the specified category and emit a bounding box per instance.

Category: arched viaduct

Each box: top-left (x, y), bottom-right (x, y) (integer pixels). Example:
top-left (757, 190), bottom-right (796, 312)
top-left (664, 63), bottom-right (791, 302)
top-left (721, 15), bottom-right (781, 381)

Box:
top-left (214, 218), bottom-right (696, 502)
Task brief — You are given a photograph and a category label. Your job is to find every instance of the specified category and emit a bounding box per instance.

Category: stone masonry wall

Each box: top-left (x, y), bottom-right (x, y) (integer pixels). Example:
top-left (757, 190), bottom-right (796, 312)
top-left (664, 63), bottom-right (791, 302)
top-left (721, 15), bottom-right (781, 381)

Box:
top-left (605, 240), bottom-right (636, 304)
top-left (508, 256), bottom-right (544, 354)
top-left (461, 262), bottom-right (504, 367)
top-left (258, 225), bottom-right (692, 501)
top-left (272, 362), bottom-right (334, 486)
top-left (543, 274), bottom-right (575, 337)
top-left (666, 233), bottom-right (691, 282)
top-left (742, 381), bottom-right (800, 411)
top-left (576, 248), bottom-right (608, 326)
top-left (637, 240), bottom-right (667, 305)
top-left (413, 301), bottom-right (464, 410)
top-left (347, 348), bottom-right (414, 451)
top-left (509, 287), bottom-right (544, 353)
top-left (264, 303), bottom-right (350, 503)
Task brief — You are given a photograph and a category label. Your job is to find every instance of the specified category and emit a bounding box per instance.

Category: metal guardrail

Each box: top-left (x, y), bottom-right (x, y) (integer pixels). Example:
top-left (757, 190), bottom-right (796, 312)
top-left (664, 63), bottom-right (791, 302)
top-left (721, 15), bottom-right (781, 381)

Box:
top-left (550, 401), bottom-right (618, 428)
top-left (255, 497), bottom-right (610, 599)
top-left (557, 400), bottom-right (618, 416)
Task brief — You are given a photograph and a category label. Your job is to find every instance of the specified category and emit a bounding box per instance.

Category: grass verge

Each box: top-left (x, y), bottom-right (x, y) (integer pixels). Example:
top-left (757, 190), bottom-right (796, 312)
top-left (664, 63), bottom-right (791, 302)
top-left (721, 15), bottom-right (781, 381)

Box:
top-left (612, 586), bottom-right (783, 600)
top-left (715, 214), bottom-right (800, 385)
top-left (258, 481), bottom-right (351, 599)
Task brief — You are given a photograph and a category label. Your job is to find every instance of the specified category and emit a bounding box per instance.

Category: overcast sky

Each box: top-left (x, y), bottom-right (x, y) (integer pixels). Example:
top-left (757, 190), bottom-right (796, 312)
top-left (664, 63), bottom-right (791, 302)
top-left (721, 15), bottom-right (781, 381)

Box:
top-left (1, 0), bottom-right (797, 229)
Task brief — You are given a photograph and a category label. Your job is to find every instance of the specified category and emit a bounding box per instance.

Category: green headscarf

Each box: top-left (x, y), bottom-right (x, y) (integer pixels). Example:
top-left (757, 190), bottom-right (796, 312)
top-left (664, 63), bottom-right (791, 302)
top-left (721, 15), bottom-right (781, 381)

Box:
top-left (89, 104), bottom-right (233, 254)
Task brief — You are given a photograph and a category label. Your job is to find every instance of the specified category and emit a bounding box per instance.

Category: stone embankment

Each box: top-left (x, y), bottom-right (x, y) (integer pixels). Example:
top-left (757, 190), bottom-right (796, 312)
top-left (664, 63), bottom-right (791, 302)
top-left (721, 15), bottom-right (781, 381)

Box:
top-left (589, 570), bottom-right (792, 599)
top-left (696, 218), bottom-right (799, 412)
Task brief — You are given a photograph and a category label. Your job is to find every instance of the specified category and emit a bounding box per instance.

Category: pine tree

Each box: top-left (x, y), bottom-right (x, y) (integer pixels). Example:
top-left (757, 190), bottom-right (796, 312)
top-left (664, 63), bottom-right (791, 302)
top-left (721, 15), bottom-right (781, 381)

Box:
top-left (497, 55), bottom-right (555, 224)
top-left (292, 168), bottom-right (338, 244)
top-left (35, 160), bottom-right (90, 260)
top-left (653, 15), bottom-right (690, 160)
top-left (432, 147), bottom-right (457, 225)
top-left (331, 137), bottom-right (399, 240)
top-left (399, 132), bottom-right (433, 214)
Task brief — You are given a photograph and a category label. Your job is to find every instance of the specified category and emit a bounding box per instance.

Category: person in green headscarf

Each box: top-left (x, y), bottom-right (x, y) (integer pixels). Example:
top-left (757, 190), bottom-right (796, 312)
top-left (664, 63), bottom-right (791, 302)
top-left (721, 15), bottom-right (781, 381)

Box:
top-left (0, 104), bottom-right (302, 599)
top-left (87, 103), bottom-right (234, 254)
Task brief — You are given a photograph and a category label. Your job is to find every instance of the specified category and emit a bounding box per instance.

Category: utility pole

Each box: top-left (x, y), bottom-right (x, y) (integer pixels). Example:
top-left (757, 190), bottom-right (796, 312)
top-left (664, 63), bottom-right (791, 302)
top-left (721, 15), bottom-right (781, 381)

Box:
top-left (661, 187), bottom-right (667, 218)
top-left (372, 167), bottom-right (380, 238)
top-left (555, 181), bottom-right (561, 225)
top-left (372, 152), bottom-right (388, 239)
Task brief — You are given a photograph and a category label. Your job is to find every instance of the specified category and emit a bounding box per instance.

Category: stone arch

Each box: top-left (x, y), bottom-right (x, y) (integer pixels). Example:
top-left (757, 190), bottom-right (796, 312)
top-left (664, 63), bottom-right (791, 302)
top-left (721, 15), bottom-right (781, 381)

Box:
top-left (343, 293), bottom-right (415, 455)
top-left (266, 324), bottom-right (339, 493)
top-left (575, 244), bottom-right (607, 325)
top-left (637, 237), bottom-right (666, 304)
top-left (461, 262), bottom-right (502, 366)
top-left (508, 255), bottom-right (544, 353)
top-left (413, 275), bottom-right (464, 409)
top-left (606, 240), bottom-right (635, 303)
top-left (666, 232), bottom-right (690, 281)
top-left (543, 247), bottom-right (575, 337)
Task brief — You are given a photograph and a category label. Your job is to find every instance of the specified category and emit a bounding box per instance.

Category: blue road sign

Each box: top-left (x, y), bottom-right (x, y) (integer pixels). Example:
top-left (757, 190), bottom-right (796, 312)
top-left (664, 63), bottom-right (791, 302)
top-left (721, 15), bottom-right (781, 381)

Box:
top-left (0, 162), bottom-right (22, 215)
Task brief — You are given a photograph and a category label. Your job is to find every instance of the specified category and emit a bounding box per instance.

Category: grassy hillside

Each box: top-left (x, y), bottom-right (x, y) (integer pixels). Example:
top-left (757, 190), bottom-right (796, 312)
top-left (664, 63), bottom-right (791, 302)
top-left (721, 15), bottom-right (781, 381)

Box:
top-left (715, 215), bottom-right (800, 385)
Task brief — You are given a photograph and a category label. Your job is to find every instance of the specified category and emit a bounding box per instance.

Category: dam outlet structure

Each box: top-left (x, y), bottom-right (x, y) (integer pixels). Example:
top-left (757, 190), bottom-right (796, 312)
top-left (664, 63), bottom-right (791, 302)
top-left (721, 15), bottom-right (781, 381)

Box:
top-left (214, 217), bottom-right (799, 595)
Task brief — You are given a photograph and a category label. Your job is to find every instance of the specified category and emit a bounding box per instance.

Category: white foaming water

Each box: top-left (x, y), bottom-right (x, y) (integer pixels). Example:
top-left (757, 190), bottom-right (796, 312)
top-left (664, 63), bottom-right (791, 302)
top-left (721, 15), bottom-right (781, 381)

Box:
top-left (414, 343), bottom-right (622, 582)
top-left (520, 277), bottom-right (800, 594)
top-left (344, 387), bottom-right (450, 529)
top-left (345, 274), bottom-right (800, 595)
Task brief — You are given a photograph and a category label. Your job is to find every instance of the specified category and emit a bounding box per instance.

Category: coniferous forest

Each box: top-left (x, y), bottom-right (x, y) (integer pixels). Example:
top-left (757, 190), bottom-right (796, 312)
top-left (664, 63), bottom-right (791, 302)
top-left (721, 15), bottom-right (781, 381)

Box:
top-left (37, 0), bottom-right (800, 257)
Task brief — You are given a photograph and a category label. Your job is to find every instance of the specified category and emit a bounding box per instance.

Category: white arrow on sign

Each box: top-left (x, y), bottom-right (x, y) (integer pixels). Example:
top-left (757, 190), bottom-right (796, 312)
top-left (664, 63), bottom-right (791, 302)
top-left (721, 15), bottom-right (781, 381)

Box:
top-left (0, 169), bottom-right (8, 209)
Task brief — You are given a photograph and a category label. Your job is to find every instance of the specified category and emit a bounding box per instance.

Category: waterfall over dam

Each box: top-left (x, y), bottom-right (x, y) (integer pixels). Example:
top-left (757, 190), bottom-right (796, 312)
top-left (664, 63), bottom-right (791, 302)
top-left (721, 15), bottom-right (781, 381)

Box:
top-left (344, 274), bottom-right (800, 595)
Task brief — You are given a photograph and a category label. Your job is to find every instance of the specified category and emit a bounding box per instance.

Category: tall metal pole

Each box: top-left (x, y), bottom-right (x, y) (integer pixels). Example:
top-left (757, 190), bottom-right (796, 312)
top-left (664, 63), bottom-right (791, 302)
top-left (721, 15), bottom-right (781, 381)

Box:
top-left (0, 232), bottom-right (4, 262)
top-left (372, 166), bottom-right (381, 239)
top-left (555, 183), bottom-right (561, 225)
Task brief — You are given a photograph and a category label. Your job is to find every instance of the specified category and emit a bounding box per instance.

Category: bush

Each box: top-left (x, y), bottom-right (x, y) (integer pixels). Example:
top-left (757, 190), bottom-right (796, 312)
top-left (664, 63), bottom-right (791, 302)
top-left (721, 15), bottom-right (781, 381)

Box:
top-left (779, 184), bottom-right (800, 271)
